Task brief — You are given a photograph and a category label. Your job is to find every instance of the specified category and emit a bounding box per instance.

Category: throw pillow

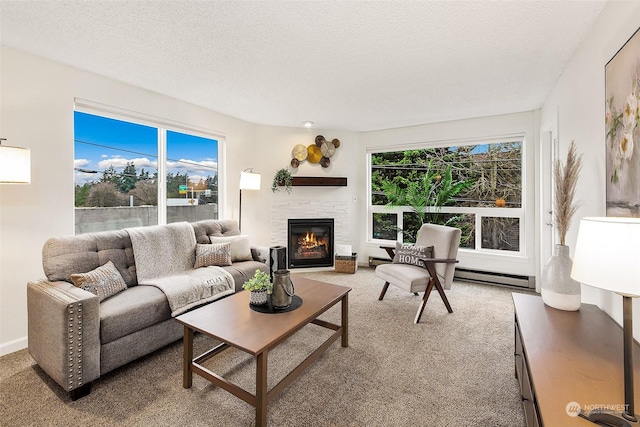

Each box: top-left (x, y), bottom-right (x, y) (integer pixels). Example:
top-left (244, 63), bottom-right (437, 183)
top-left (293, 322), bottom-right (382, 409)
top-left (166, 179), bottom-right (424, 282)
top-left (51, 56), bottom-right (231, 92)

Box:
top-left (194, 242), bottom-right (232, 268)
top-left (70, 261), bottom-right (128, 302)
top-left (209, 235), bottom-right (253, 262)
top-left (392, 242), bottom-right (434, 269)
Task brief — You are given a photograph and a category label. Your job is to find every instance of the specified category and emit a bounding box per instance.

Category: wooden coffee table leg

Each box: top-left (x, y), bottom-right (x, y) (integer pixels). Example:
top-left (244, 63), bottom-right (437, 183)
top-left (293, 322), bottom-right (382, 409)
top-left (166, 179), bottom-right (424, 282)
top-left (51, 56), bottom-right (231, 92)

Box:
top-left (341, 293), bottom-right (349, 347)
top-left (256, 351), bottom-right (268, 427)
top-left (183, 326), bottom-right (193, 388)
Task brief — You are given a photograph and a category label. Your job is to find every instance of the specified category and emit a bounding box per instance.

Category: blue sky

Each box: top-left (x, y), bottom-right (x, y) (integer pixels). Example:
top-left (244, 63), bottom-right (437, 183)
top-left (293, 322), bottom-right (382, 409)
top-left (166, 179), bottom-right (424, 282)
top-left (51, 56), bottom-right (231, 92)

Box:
top-left (74, 112), bottom-right (218, 185)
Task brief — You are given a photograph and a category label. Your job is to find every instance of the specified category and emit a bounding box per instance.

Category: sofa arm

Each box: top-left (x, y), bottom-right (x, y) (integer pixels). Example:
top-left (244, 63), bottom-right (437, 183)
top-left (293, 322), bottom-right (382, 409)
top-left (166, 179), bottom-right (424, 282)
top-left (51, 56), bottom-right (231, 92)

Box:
top-left (251, 245), bottom-right (270, 265)
top-left (27, 280), bottom-right (100, 394)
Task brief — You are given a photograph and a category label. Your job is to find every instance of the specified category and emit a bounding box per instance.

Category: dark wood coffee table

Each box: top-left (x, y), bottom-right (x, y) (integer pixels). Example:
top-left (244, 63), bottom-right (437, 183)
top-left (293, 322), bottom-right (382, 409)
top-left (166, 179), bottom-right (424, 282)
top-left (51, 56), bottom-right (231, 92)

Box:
top-left (175, 276), bottom-right (351, 427)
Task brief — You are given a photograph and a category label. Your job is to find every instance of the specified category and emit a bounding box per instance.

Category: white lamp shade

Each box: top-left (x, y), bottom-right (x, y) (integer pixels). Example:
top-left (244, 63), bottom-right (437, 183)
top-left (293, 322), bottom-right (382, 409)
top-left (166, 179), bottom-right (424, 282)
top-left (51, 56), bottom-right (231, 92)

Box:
top-left (239, 170), bottom-right (261, 190)
top-left (0, 145), bottom-right (31, 184)
top-left (571, 217), bottom-right (640, 296)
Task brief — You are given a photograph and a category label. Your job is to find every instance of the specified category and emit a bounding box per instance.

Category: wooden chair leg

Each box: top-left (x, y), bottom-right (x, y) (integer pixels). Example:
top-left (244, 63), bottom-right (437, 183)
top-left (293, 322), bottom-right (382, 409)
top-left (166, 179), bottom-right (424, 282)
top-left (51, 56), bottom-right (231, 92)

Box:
top-left (378, 282), bottom-right (390, 300)
top-left (415, 279), bottom-right (435, 323)
top-left (433, 277), bottom-right (453, 313)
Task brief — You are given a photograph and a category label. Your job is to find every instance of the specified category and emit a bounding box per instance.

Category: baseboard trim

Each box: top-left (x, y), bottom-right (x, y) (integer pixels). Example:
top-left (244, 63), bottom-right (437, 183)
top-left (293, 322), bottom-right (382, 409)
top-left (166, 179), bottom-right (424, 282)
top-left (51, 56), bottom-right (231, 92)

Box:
top-left (0, 336), bottom-right (27, 357)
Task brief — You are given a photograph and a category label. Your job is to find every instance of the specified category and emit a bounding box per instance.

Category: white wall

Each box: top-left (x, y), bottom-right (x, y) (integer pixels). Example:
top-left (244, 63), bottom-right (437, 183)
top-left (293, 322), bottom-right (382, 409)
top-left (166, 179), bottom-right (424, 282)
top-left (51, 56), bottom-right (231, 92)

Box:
top-left (0, 47), bottom-right (258, 355)
top-left (236, 125), bottom-right (360, 248)
top-left (359, 111), bottom-right (539, 278)
top-left (540, 1), bottom-right (640, 330)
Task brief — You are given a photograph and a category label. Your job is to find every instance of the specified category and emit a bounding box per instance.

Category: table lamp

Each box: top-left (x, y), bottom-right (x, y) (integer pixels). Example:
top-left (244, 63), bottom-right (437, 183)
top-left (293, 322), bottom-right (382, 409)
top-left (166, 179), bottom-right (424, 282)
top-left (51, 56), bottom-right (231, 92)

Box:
top-left (571, 217), bottom-right (640, 426)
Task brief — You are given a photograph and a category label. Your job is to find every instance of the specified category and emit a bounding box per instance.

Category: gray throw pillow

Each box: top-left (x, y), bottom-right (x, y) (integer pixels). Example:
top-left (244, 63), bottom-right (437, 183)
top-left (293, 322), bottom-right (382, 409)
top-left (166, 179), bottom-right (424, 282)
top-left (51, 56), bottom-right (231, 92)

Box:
top-left (194, 242), bottom-right (232, 268)
top-left (70, 260), bottom-right (128, 302)
top-left (209, 235), bottom-right (253, 262)
top-left (392, 242), bottom-right (434, 269)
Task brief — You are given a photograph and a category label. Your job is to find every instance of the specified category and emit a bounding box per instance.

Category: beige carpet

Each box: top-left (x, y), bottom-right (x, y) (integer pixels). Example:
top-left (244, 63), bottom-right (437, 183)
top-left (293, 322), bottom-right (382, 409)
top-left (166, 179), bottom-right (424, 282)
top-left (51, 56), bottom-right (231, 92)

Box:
top-left (0, 267), bottom-right (527, 426)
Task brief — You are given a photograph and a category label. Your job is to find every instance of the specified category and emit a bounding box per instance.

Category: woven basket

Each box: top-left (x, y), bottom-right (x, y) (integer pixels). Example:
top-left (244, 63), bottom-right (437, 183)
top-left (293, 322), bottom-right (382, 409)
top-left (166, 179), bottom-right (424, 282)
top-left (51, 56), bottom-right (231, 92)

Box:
top-left (335, 253), bottom-right (358, 274)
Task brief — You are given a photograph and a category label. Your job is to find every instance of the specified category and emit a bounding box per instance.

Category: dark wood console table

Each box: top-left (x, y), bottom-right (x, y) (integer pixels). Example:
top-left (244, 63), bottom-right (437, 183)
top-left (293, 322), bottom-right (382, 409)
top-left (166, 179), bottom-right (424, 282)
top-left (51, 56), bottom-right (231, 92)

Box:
top-left (513, 293), bottom-right (640, 426)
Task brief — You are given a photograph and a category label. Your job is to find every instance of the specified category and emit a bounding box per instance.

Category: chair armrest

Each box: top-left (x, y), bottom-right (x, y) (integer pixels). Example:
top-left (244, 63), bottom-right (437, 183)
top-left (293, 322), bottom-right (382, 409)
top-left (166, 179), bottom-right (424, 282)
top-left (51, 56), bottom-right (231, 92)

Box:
top-left (379, 245), bottom-right (396, 259)
top-left (27, 280), bottom-right (100, 392)
top-left (419, 258), bottom-right (459, 264)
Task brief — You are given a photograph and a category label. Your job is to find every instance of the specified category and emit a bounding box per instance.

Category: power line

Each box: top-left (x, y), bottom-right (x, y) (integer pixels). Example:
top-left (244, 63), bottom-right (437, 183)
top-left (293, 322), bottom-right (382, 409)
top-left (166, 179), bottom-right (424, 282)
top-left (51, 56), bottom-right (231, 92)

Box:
top-left (74, 139), bottom-right (218, 171)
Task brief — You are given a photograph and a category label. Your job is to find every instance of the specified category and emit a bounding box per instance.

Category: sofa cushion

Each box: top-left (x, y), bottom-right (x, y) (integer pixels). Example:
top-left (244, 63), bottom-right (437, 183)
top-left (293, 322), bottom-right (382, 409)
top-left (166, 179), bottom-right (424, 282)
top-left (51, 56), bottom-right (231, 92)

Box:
top-left (70, 261), bottom-right (128, 302)
top-left (99, 285), bottom-right (171, 344)
top-left (194, 242), bottom-right (232, 268)
top-left (223, 260), bottom-right (270, 292)
top-left (43, 229), bottom-right (137, 287)
top-left (210, 235), bottom-right (253, 262)
top-left (191, 219), bottom-right (241, 244)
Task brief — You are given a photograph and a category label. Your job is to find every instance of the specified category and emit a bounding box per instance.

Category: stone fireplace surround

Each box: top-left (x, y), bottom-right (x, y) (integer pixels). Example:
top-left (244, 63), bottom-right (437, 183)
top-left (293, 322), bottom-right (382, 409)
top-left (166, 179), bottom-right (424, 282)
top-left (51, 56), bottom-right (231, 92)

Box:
top-left (270, 200), bottom-right (350, 267)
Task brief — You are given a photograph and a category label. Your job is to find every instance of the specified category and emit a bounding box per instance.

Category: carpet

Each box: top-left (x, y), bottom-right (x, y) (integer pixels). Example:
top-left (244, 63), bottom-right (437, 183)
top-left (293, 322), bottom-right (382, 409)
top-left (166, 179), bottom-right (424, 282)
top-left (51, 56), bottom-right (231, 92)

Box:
top-left (0, 267), bottom-right (527, 426)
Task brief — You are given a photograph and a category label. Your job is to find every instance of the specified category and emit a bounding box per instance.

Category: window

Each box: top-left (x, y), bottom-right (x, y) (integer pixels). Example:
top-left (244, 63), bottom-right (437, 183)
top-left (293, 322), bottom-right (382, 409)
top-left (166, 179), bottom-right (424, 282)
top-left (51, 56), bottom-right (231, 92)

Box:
top-left (369, 139), bottom-right (524, 254)
top-left (74, 109), bottom-right (221, 234)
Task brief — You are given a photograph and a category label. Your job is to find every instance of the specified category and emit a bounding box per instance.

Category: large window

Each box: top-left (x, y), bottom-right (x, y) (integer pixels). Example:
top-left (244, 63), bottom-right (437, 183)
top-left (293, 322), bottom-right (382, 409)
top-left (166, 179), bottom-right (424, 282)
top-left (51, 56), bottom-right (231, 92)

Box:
top-left (369, 139), bottom-right (524, 254)
top-left (74, 109), bottom-right (220, 234)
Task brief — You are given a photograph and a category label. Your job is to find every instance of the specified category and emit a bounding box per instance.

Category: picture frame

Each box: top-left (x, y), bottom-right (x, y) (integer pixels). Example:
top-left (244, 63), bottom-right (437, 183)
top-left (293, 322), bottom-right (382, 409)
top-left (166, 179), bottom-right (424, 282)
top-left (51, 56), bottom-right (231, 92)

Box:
top-left (605, 27), bottom-right (640, 217)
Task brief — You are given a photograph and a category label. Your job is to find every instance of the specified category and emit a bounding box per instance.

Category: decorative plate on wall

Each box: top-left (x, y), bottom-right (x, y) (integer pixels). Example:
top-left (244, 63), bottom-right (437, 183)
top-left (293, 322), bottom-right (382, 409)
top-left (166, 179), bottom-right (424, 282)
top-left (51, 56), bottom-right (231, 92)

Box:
top-left (292, 144), bottom-right (307, 161)
top-left (307, 145), bottom-right (322, 163)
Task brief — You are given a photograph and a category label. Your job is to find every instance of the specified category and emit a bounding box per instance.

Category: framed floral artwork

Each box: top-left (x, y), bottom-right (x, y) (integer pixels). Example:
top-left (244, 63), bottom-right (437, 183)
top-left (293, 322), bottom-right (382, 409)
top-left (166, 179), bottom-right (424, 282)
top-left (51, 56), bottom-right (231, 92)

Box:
top-left (606, 27), bottom-right (640, 217)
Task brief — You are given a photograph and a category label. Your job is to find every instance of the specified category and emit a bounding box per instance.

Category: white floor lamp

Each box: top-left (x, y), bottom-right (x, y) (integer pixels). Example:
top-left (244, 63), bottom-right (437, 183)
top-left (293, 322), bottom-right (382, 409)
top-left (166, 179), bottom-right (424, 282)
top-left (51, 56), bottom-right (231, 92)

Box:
top-left (239, 168), bottom-right (261, 232)
top-left (571, 217), bottom-right (640, 427)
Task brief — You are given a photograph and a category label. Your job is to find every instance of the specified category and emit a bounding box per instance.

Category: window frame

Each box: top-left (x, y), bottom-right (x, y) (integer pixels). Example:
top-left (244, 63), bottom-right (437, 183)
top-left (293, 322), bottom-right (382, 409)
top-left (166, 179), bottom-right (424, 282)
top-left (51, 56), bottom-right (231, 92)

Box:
top-left (74, 98), bottom-right (225, 230)
top-left (367, 134), bottom-right (527, 257)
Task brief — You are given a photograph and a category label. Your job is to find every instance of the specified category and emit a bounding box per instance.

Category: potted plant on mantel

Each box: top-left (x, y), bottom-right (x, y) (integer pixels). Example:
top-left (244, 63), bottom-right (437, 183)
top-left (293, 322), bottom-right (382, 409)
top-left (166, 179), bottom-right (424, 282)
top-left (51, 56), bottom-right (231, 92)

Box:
top-left (541, 140), bottom-right (583, 311)
top-left (271, 167), bottom-right (293, 194)
top-left (242, 269), bottom-right (273, 306)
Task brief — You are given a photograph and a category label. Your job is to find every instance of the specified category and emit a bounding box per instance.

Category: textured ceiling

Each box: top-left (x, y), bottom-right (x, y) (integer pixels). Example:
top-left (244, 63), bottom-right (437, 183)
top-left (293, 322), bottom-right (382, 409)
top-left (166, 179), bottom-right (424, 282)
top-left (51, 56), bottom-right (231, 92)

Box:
top-left (0, 0), bottom-right (607, 131)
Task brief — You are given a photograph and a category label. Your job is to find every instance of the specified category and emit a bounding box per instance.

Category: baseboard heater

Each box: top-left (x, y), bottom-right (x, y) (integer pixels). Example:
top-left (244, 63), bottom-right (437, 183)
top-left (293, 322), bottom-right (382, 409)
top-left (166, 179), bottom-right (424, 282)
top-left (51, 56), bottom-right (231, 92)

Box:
top-left (368, 257), bottom-right (535, 289)
top-left (454, 268), bottom-right (535, 289)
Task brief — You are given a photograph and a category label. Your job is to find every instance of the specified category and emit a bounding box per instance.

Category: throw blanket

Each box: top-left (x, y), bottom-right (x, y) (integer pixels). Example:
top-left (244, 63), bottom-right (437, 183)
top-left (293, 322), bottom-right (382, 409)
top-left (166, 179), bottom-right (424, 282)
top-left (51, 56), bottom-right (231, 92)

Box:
top-left (127, 222), bottom-right (234, 316)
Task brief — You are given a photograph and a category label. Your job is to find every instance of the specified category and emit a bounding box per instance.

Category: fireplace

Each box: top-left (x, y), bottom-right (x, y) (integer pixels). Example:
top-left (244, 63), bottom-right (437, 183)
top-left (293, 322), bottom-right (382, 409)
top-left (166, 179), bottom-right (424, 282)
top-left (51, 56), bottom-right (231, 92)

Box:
top-left (288, 218), bottom-right (334, 268)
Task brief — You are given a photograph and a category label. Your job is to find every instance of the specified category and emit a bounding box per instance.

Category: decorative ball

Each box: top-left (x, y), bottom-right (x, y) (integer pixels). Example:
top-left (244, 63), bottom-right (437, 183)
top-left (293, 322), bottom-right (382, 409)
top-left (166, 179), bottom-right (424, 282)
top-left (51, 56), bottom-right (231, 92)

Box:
top-left (320, 157), bottom-right (331, 168)
top-left (332, 138), bottom-right (340, 148)
top-left (290, 158), bottom-right (300, 168)
top-left (315, 135), bottom-right (326, 146)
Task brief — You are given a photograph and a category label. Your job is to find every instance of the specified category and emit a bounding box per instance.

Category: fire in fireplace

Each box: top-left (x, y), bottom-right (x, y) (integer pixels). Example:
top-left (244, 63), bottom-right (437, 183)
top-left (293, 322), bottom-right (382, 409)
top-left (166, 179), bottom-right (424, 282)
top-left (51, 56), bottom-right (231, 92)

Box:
top-left (288, 218), bottom-right (334, 268)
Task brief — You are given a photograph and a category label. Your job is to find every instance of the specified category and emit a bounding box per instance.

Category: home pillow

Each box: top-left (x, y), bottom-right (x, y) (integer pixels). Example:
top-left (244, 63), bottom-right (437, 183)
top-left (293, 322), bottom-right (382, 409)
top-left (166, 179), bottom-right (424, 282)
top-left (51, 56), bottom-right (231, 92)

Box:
top-left (392, 242), bottom-right (434, 269)
top-left (209, 235), bottom-right (253, 262)
top-left (194, 242), bottom-right (232, 268)
top-left (70, 260), bottom-right (128, 302)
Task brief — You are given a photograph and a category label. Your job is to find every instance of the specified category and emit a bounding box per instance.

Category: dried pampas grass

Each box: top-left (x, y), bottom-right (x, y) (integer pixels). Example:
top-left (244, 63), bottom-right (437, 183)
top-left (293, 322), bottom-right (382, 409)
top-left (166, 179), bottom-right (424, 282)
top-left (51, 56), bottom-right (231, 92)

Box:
top-left (554, 140), bottom-right (583, 246)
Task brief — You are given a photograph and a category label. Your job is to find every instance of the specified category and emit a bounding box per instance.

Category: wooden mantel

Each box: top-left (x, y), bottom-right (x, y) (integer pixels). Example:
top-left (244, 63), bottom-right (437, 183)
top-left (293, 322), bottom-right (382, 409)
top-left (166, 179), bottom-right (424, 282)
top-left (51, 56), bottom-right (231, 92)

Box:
top-left (281, 177), bottom-right (348, 187)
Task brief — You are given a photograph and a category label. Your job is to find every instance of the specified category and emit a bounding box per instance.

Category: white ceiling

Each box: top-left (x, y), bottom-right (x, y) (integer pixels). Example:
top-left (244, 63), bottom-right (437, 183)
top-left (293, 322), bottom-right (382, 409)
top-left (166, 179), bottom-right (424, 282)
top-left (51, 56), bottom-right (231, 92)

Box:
top-left (0, 0), bottom-right (607, 132)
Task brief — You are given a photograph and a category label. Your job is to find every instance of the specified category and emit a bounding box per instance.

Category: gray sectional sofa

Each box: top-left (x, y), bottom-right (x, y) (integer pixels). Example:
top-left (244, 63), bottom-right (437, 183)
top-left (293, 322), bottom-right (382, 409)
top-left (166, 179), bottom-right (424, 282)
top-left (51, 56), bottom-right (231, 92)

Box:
top-left (27, 219), bottom-right (269, 400)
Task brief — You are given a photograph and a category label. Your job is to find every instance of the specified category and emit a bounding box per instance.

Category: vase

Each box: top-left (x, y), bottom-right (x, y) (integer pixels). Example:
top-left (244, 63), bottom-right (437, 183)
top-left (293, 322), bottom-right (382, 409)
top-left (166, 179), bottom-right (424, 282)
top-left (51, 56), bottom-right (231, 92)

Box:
top-left (541, 244), bottom-right (581, 311)
top-left (249, 289), bottom-right (268, 306)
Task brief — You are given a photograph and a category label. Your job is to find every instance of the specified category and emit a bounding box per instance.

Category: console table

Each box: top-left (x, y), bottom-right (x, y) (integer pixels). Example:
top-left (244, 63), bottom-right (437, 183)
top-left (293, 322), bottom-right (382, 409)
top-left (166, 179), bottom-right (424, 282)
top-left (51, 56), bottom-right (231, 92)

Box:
top-left (513, 293), bottom-right (640, 426)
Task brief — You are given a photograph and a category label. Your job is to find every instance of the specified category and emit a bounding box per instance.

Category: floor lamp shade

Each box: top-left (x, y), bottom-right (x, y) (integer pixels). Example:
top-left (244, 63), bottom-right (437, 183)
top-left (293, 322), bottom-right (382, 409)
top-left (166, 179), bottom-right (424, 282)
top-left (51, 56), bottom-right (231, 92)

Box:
top-left (0, 144), bottom-right (31, 184)
top-left (240, 170), bottom-right (261, 190)
top-left (571, 217), bottom-right (640, 295)
top-left (239, 169), bottom-right (261, 232)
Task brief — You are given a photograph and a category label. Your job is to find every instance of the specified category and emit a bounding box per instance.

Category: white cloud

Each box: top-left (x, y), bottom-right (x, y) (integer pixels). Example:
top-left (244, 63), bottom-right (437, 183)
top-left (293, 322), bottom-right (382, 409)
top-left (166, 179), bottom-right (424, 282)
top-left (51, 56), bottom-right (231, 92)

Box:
top-left (98, 157), bottom-right (157, 170)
